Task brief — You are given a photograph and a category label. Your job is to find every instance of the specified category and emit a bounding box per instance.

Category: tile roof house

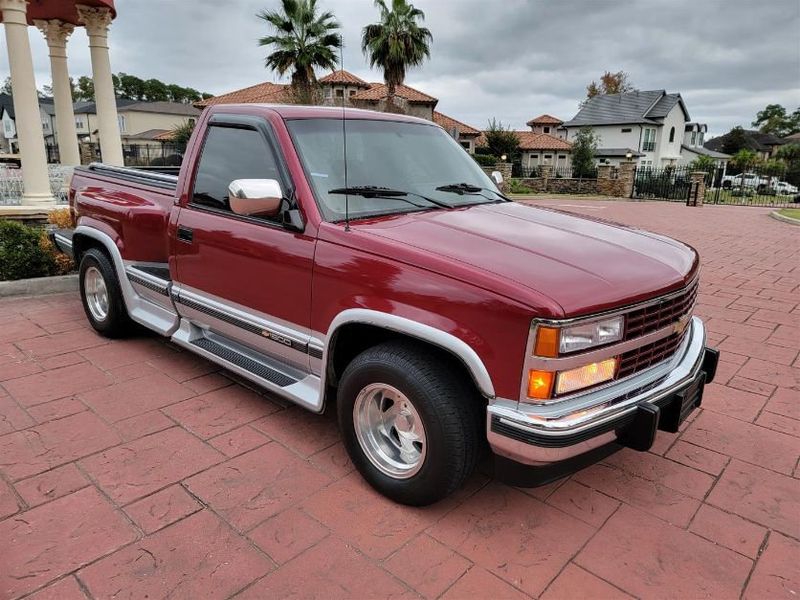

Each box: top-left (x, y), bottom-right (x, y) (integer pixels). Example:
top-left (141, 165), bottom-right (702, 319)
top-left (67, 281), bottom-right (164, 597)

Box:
top-left (194, 73), bottom-right (485, 149)
top-left (433, 111), bottom-right (481, 153)
top-left (563, 90), bottom-right (691, 166)
top-left (678, 122), bottom-right (730, 168)
top-left (525, 114), bottom-right (567, 139)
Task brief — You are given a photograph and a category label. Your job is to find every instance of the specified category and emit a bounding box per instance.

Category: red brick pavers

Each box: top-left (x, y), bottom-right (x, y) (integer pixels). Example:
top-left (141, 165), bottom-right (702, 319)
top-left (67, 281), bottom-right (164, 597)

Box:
top-left (0, 201), bottom-right (797, 599)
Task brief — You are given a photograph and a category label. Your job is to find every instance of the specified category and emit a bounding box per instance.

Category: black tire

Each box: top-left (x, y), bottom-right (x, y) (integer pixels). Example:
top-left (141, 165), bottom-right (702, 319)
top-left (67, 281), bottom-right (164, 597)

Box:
top-left (79, 248), bottom-right (132, 338)
top-left (337, 340), bottom-right (482, 506)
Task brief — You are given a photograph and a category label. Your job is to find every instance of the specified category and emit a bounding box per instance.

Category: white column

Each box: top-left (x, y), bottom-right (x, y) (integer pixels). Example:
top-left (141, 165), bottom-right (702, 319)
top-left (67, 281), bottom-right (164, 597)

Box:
top-left (35, 19), bottom-right (80, 166)
top-left (0, 0), bottom-right (54, 204)
top-left (76, 5), bottom-right (123, 166)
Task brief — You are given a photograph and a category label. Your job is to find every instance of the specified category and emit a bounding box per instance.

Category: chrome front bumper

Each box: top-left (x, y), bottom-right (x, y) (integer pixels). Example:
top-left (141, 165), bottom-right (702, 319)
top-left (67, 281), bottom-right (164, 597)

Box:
top-left (488, 317), bottom-right (716, 467)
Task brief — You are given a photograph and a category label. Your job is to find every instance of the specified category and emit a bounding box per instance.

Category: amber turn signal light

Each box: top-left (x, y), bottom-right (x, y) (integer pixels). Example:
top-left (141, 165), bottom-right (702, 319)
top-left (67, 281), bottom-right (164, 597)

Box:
top-left (527, 369), bottom-right (555, 400)
top-left (534, 326), bottom-right (559, 357)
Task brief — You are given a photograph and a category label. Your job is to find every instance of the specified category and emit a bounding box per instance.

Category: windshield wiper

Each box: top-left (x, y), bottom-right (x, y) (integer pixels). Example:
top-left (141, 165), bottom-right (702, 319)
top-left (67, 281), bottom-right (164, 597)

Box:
top-left (329, 186), bottom-right (452, 209)
top-left (435, 182), bottom-right (511, 202)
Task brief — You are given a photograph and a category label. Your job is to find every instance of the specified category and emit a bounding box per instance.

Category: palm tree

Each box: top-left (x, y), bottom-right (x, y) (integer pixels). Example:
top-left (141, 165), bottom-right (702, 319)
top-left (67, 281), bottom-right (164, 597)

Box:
top-left (257, 0), bottom-right (341, 104)
top-left (361, 0), bottom-right (432, 111)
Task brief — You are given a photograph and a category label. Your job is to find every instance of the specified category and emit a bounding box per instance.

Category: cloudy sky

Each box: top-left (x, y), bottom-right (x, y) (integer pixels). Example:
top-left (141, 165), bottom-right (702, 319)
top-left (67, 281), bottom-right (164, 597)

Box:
top-left (3, 0), bottom-right (799, 137)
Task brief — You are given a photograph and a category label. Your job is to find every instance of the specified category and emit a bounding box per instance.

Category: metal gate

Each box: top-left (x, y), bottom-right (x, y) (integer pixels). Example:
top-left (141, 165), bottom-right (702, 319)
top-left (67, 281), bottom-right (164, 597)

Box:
top-left (706, 165), bottom-right (799, 208)
top-left (631, 166), bottom-right (693, 201)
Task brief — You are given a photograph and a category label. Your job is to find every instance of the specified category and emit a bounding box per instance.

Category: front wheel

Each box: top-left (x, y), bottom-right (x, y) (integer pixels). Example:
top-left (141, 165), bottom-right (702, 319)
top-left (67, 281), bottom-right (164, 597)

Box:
top-left (337, 340), bottom-right (482, 506)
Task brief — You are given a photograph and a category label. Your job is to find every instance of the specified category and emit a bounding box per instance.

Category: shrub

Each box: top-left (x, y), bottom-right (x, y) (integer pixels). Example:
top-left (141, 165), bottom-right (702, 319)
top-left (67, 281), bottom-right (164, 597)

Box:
top-left (473, 153), bottom-right (498, 167)
top-left (508, 179), bottom-right (534, 194)
top-left (44, 209), bottom-right (75, 275)
top-left (0, 220), bottom-right (58, 281)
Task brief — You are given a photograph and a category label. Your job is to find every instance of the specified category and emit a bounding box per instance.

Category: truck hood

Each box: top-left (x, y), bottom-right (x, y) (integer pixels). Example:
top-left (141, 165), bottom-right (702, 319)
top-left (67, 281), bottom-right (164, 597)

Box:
top-left (351, 202), bottom-right (698, 316)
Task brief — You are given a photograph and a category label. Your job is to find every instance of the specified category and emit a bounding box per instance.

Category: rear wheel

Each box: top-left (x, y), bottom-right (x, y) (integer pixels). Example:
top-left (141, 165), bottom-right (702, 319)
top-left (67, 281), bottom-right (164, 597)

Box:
top-left (337, 340), bottom-right (482, 506)
top-left (79, 248), bottom-right (132, 338)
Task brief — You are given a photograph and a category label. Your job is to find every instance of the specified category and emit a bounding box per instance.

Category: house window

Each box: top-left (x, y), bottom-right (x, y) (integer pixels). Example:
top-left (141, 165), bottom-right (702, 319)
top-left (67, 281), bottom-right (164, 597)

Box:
top-left (188, 118), bottom-right (196, 126)
top-left (698, 132), bottom-right (704, 146)
top-left (335, 89), bottom-right (344, 98)
top-left (669, 127), bottom-right (675, 143)
top-left (117, 115), bottom-right (126, 133)
top-left (349, 90), bottom-right (356, 97)
top-left (642, 128), bottom-right (656, 152)
top-left (621, 128), bottom-right (632, 133)
top-left (543, 126), bottom-right (550, 134)
top-left (558, 155), bottom-right (566, 159)
top-left (460, 141), bottom-right (470, 149)
top-left (690, 131), bottom-right (697, 145)
top-left (324, 88), bottom-right (332, 99)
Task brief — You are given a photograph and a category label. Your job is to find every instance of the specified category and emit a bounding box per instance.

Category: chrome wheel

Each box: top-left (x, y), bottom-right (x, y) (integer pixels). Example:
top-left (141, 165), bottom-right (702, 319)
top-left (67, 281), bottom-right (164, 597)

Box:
top-left (84, 266), bottom-right (109, 322)
top-left (353, 383), bottom-right (427, 479)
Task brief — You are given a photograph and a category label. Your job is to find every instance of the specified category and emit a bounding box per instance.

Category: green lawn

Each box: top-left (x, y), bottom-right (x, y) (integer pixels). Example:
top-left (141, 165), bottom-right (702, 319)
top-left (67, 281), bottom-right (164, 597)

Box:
top-left (777, 208), bottom-right (800, 220)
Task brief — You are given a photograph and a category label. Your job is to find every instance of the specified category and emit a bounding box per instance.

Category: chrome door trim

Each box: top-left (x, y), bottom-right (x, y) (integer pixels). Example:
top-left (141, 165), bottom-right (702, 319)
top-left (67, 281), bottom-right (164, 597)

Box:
top-left (170, 283), bottom-right (314, 370)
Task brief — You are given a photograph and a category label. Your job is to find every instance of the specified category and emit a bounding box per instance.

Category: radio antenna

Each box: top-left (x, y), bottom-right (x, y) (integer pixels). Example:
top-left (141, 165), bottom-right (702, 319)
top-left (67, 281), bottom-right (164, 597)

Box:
top-left (339, 35), bottom-right (350, 232)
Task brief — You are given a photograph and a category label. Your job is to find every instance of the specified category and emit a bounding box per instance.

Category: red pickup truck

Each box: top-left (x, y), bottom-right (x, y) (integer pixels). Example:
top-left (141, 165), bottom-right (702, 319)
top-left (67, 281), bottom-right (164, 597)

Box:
top-left (53, 104), bottom-right (718, 505)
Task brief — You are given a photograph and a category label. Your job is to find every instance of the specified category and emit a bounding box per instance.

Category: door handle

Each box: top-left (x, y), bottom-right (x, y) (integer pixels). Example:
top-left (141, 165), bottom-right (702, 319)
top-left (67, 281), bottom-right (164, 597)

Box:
top-left (177, 226), bottom-right (193, 243)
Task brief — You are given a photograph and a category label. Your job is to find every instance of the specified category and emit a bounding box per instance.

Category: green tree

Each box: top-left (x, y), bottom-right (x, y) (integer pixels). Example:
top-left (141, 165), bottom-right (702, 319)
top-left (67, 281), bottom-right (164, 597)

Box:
top-left (571, 127), bottom-right (598, 177)
top-left (720, 126), bottom-right (749, 155)
top-left (482, 118), bottom-right (519, 161)
top-left (169, 120), bottom-right (195, 145)
top-left (143, 78), bottom-right (170, 102)
top-left (689, 154), bottom-right (716, 174)
top-left (585, 71), bottom-right (635, 100)
top-left (776, 143), bottom-right (800, 186)
top-left (752, 104), bottom-right (800, 138)
top-left (75, 76), bottom-right (95, 101)
top-left (362, 0), bottom-right (432, 112)
top-left (257, 0), bottom-right (341, 105)
top-left (730, 148), bottom-right (760, 171)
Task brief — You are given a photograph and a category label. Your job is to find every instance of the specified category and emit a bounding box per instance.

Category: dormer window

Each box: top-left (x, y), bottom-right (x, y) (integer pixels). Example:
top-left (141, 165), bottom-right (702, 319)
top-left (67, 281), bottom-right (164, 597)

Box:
top-left (691, 131), bottom-right (697, 145)
top-left (543, 126), bottom-right (550, 134)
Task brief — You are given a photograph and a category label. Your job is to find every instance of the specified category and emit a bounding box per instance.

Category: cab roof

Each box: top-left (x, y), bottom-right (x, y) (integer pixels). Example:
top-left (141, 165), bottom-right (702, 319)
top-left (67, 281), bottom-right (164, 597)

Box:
top-left (207, 103), bottom-right (436, 126)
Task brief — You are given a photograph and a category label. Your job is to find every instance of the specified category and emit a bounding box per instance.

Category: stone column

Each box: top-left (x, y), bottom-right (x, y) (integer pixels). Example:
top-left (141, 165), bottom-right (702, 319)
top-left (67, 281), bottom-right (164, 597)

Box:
top-left (493, 162), bottom-right (512, 192)
top-left (618, 160), bottom-right (636, 198)
top-left (689, 171), bottom-right (707, 207)
top-left (35, 19), bottom-right (80, 166)
top-left (77, 5), bottom-right (123, 166)
top-left (0, 0), bottom-right (54, 205)
top-left (596, 164), bottom-right (612, 196)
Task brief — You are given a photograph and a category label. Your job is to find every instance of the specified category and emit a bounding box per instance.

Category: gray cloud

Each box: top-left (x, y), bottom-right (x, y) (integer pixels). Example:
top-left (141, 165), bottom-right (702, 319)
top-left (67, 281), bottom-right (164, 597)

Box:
top-left (2, 0), bottom-right (799, 137)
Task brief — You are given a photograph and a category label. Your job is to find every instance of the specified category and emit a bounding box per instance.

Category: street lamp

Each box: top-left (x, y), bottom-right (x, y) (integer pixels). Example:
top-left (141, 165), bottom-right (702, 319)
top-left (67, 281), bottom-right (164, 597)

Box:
top-left (501, 154), bottom-right (507, 162)
top-left (625, 151), bottom-right (633, 160)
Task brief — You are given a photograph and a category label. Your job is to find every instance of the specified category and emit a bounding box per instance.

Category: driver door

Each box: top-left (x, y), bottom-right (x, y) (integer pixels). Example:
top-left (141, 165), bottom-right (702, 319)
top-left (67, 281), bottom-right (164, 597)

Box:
top-left (172, 115), bottom-right (316, 371)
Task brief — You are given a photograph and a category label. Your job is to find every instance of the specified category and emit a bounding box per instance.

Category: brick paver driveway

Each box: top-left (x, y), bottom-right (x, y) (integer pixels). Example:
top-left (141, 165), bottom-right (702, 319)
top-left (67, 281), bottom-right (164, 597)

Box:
top-left (1, 200), bottom-right (798, 599)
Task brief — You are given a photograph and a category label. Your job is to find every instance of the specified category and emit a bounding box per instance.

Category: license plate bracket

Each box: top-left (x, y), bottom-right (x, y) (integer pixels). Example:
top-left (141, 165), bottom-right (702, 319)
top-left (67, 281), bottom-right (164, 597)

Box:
top-left (659, 373), bottom-right (706, 433)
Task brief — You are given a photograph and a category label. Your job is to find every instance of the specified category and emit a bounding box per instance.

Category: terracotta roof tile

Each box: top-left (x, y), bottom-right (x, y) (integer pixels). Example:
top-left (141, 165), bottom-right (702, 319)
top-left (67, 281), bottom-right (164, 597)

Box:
top-left (318, 70), bottom-right (370, 87)
top-left (476, 131), bottom-right (572, 151)
top-left (433, 111), bottom-right (480, 136)
top-left (350, 82), bottom-right (437, 104)
top-left (194, 82), bottom-right (291, 108)
top-left (526, 114), bottom-right (563, 126)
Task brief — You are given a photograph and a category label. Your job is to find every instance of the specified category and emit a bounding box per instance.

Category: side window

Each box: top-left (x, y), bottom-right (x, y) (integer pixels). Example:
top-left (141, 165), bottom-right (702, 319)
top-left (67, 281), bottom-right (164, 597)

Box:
top-left (669, 127), bottom-right (675, 143)
top-left (192, 125), bottom-right (281, 212)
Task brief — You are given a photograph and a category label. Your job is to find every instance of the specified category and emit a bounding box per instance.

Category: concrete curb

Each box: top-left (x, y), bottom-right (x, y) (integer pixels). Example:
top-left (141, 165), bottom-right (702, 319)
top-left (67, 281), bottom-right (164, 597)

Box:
top-left (0, 274), bottom-right (78, 298)
top-left (770, 211), bottom-right (800, 226)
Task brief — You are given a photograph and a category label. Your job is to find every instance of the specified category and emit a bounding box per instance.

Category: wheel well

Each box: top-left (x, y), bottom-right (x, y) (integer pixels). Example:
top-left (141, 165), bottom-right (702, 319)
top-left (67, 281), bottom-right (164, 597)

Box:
top-left (326, 323), bottom-right (485, 400)
top-left (72, 233), bottom-right (109, 264)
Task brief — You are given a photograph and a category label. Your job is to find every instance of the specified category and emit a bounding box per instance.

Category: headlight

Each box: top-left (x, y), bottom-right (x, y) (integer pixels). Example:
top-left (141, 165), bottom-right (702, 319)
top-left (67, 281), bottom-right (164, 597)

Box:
top-left (560, 316), bottom-right (624, 353)
top-left (535, 316), bottom-right (624, 356)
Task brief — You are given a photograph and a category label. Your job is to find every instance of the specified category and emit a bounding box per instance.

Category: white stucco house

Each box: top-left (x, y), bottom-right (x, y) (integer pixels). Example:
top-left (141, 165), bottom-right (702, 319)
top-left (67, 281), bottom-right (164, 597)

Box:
top-left (678, 122), bottom-right (730, 168)
top-left (563, 90), bottom-right (692, 167)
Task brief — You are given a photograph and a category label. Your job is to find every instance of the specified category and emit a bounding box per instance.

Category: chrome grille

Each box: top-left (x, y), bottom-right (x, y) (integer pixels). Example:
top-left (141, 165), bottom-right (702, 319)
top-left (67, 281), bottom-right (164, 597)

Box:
top-left (618, 330), bottom-right (687, 379)
top-left (624, 278), bottom-right (699, 340)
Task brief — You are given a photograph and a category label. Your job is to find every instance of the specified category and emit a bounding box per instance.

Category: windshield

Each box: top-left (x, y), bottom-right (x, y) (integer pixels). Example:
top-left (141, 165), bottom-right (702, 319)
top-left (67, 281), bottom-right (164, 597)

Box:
top-left (287, 118), bottom-right (500, 221)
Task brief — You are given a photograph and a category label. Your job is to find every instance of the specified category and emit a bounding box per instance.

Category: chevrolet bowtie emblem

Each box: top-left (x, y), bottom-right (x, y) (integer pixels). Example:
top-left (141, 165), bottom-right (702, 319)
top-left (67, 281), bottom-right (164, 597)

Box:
top-left (673, 314), bottom-right (690, 335)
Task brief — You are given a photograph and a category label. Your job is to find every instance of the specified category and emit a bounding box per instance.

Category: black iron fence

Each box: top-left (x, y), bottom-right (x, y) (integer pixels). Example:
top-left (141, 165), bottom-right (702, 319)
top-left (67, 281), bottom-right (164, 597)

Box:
top-left (122, 143), bottom-right (186, 167)
top-left (632, 165), bottom-right (696, 200)
top-left (708, 165), bottom-right (799, 207)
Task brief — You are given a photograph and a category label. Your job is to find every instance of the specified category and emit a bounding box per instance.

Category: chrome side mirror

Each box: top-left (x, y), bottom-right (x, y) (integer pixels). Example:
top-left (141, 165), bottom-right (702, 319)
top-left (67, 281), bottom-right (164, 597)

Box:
top-left (228, 179), bottom-right (283, 217)
top-left (491, 170), bottom-right (504, 187)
